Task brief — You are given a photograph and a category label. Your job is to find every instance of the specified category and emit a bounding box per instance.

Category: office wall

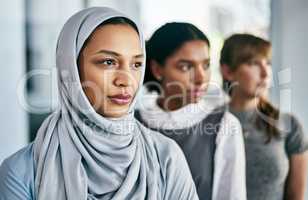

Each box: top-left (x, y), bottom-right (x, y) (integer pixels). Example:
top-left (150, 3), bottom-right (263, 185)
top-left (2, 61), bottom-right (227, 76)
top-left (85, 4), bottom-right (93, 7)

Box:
top-left (0, 1), bottom-right (28, 163)
top-left (271, 0), bottom-right (308, 198)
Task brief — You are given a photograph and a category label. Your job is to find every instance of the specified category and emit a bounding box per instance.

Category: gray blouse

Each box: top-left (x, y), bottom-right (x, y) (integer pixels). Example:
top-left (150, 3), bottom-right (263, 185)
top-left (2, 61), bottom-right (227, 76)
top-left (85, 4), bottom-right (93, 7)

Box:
top-left (230, 109), bottom-right (308, 200)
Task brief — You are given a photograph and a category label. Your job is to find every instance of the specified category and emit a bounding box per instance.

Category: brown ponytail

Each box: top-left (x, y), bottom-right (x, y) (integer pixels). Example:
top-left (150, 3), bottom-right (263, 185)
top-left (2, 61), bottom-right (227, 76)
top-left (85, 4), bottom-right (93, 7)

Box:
top-left (220, 34), bottom-right (280, 142)
top-left (256, 97), bottom-right (280, 143)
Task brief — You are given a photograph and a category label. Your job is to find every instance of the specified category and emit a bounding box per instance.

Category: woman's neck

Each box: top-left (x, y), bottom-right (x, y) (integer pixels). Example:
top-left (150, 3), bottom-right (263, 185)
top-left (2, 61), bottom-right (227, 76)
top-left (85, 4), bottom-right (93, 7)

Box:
top-left (157, 97), bottom-right (184, 111)
top-left (229, 94), bottom-right (260, 112)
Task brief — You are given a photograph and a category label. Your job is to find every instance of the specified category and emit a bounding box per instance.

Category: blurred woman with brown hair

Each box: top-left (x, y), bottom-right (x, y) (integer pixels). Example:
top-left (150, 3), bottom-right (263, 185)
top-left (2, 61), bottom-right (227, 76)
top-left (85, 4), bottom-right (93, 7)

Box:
top-left (220, 33), bottom-right (308, 200)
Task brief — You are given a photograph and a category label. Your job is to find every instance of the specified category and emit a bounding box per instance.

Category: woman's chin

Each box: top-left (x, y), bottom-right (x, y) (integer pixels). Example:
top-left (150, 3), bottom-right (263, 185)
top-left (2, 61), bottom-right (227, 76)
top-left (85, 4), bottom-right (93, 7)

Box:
top-left (97, 107), bottom-right (129, 118)
top-left (188, 96), bottom-right (202, 104)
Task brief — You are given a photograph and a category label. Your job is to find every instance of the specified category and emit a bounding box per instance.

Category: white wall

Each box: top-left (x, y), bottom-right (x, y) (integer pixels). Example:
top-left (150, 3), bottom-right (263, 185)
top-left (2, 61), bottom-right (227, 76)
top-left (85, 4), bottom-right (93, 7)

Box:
top-left (0, 0), bottom-right (85, 163)
top-left (26, 0), bottom-right (84, 112)
top-left (271, 0), bottom-right (308, 135)
top-left (88, 0), bottom-right (141, 24)
top-left (271, 0), bottom-right (308, 199)
top-left (0, 1), bottom-right (28, 163)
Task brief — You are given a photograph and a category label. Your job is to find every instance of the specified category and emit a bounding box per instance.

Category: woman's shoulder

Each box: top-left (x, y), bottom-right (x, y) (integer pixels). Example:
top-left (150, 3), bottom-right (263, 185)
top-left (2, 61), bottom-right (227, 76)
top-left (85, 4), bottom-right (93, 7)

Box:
top-left (1, 143), bottom-right (35, 172)
top-left (202, 105), bottom-right (242, 134)
top-left (0, 143), bottom-right (35, 199)
top-left (278, 112), bottom-right (308, 155)
top-left (137, 123), bottom-right (199, 199)
top-left (217, 111), bottom-right (243, 140)
top-left (277, 112), bottom-right (304, 137)
top-left (222, 111), bottom-right (242, 127)
top-left (138, 121), bottom-right (183, 158)
top-left (278, 112), bottom-right (301, 127)
top-left (215, 110), bottom-right (245, 157)
top-left (137, 121), bottom-right (188, 171)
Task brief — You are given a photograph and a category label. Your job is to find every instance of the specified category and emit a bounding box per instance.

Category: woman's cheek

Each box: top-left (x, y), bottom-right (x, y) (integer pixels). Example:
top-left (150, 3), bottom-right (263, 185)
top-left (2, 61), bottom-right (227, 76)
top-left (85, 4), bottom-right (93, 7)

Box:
top-left (132, 71), bottom-right (142, 91)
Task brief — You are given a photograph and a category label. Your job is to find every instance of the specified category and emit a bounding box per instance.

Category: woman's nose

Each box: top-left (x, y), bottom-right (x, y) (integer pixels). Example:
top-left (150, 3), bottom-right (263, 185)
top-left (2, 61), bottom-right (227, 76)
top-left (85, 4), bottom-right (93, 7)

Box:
top-left (194, 65), bottom-right (207, 85)
top-left (260, 62), bottom-right (270, 79)
top-left (114, 69), bottom-right (133, 88)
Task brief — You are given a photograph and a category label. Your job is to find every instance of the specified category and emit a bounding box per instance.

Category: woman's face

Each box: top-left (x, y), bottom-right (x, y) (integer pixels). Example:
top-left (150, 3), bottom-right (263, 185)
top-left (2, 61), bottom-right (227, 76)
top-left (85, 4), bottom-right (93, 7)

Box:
top-left (78, 24), bottom-right (144, 118)
top-left (230, 56), bottom-right (272, 99)
top-left (153, 40), bottom-right (210, 110)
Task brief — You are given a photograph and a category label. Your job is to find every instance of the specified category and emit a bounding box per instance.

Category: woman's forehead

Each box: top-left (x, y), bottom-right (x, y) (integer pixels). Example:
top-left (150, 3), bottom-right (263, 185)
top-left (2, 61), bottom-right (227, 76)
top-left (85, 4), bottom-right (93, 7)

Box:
top-left (82, 24), bottom-right (143, 57)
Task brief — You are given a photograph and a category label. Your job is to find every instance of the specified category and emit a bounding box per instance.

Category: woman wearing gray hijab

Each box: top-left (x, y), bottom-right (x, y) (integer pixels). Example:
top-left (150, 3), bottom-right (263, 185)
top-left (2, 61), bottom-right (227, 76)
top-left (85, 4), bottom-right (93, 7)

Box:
top-left (0, 7), bottom-right (198, 200)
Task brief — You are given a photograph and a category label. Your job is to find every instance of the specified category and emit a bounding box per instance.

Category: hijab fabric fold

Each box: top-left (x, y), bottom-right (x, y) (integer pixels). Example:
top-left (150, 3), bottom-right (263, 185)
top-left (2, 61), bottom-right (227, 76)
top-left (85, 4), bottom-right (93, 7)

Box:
top-left (33, 7), bottom-right (160, 200)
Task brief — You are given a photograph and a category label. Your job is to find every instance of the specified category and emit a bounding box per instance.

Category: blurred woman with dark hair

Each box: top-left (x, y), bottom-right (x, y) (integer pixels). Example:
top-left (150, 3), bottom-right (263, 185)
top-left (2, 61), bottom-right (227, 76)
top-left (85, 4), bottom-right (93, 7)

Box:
top-left (220, 33), bottom-right (308, 200)
top-left (135, 22), bottom-right (247, 200)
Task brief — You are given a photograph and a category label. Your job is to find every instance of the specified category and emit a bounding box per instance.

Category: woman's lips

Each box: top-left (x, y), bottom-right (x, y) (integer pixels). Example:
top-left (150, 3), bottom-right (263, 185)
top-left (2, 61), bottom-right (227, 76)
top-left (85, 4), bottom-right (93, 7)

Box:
top-left (189, 88), bottom-right (206, 98)
top-left (108, 94), bottom-right (132, 105)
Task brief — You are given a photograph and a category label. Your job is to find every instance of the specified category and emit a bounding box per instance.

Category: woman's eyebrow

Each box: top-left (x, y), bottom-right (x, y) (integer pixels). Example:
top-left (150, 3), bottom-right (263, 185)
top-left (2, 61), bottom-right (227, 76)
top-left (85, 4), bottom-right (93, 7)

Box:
top-left (94, 49), bottom-right (144, 59)
top-left (134, 54), bottom-right (144, 59)
top-left (95, 49), bottom-right (120, 57)
top-left (177, 59), bottom-right (193, 63)
top-left (203, 58), bottom-right (210, 62)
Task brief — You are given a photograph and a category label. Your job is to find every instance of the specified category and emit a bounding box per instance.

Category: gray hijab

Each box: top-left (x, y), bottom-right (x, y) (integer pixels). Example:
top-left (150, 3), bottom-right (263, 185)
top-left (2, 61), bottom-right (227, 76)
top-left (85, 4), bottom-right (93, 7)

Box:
top-left (33, 7), bottom-right (159, 200)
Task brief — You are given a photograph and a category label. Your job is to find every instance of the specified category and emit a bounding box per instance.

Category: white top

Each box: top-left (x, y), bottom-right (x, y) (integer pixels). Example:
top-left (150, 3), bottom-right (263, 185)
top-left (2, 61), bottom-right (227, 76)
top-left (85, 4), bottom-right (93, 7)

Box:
top-left (137, 93), bottom-right (247, 200)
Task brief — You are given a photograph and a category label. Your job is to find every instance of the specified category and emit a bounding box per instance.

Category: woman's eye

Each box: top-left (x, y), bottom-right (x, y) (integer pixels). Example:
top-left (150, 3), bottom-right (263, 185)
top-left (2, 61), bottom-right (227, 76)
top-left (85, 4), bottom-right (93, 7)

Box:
top-left (203, 63), bottom-right (210, 70)
top-left (132, 62), bottom-right (143, 69)
top-left (102, 59), bottom-right (116, 66)
top-left (247, 60), bottom-right (258, 66)
top-left (96, 58), bottom-right (117, 67)
top-left (178, 64), bottom-right (192, 72)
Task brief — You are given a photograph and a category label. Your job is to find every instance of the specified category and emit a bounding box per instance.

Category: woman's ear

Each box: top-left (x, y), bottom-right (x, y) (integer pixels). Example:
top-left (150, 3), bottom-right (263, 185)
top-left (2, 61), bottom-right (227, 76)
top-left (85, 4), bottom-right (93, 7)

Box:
top-left (150, 60), bottom-right (163, 81)
top-left (220, 64), bottom-right (235, 82)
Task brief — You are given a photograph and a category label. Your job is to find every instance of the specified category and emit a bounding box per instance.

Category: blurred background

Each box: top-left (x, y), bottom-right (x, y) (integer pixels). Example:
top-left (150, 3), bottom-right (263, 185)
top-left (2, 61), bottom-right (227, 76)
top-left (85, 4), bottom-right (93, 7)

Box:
top-left (1, 0), bottom-right (307, 196)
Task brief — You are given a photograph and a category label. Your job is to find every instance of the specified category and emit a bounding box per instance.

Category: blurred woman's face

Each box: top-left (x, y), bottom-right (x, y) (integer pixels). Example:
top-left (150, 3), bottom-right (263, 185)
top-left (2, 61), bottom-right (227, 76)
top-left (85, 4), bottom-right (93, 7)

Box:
top-left (78, 24), bottom-right (144, 118)
top-left (153, 40), bottom-right (210, 110)
top-left (230, 56), bottom-right (272, 99)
